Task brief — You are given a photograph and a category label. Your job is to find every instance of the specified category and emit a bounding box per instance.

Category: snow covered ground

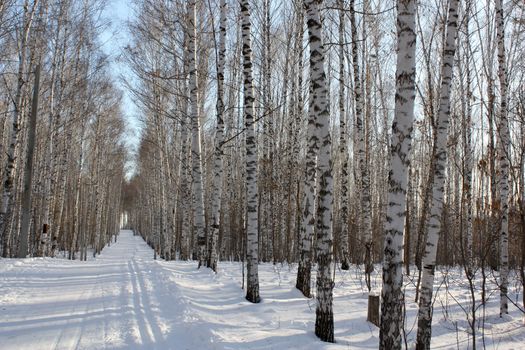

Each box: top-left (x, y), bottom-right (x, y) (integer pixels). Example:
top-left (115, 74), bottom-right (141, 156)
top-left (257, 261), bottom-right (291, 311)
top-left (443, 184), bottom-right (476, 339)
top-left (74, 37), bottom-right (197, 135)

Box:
top-left (0, 230), bottom-right (523, 349)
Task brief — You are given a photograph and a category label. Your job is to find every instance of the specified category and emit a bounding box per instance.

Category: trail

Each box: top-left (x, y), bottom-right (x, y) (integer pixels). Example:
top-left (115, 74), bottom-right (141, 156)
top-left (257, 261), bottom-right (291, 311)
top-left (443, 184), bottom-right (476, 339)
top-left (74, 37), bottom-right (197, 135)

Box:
top-left (0, 231), bottom-right (331, 350)
top-left (0, 230), bottom-right (223, 350)
top-left (1, 230), bottom-right (523, 350)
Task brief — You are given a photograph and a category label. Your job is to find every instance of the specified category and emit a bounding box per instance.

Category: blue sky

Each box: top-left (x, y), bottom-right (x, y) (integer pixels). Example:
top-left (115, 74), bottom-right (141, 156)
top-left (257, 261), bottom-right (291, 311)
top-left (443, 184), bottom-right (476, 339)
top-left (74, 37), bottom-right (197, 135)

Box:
top-left (100, 0), bottom-right (140, 176)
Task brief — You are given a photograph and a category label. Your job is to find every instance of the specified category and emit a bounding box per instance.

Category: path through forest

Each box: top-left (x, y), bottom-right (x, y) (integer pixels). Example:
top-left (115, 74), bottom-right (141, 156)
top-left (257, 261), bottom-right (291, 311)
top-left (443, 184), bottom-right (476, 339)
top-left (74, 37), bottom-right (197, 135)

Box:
top-left (0, 230), bottom-right (220, 349)
top-left (1, 230), bottom-right (524, 349)
top-left (0, 230), bottom-right (337, 349)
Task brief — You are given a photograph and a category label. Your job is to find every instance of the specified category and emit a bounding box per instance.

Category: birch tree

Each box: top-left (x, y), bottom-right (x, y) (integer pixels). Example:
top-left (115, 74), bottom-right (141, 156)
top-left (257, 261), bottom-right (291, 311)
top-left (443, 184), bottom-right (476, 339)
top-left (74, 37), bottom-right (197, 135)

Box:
top-left (188, 0), bottom-right (207, 267)
top-left (296, 2), bottom-right (316, 297)
top-left (17, 63), bottom-right (40, 258)
top-left (379, 0), bottom-right (417, 348)
top-left (349, 0), bottom-right (373, 289)
top-left (303, 0), bottom-right (335, 342)
top-left (495, 0), bottom-right (509, 317)
top-left (207, 0), bottom-right (227, 272)
top-left (338, 0), bottom-right (350, 271)
top-left (180, 22), bottom-right (192, 261)
top-left (241, 0), bottom-right (260, 304)
top-left (416, 0), bottom-right (459, 348)
top-left (459, 0), bottom-right (473, 277)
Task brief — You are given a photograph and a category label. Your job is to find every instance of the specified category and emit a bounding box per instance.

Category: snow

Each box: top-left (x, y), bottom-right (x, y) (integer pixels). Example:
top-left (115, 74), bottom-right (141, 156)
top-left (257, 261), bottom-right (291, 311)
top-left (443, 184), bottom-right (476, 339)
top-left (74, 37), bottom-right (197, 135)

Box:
top-left (0, 230), bottom-right (523, 349)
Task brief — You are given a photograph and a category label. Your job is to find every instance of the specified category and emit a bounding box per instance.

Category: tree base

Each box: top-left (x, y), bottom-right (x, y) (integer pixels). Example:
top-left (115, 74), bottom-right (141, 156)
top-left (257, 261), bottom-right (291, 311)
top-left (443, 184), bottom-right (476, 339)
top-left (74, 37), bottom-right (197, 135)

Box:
top-left (207, 259), bottom-right (217, 273)
top-left (315, 308), bottom-right (334, 343)
top-left (416, 313), bottom-right (432, 350)
top-left (296, 262), bottom-right (312, 298)
top-left (246, 289), bottom-right (261, 303)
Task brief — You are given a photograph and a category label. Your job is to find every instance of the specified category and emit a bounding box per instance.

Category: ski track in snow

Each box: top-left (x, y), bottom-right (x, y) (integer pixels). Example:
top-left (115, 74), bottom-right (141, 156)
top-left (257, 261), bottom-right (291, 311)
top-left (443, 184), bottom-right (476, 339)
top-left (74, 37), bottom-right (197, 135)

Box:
top-left (0, 230), bottom-right (524, 349)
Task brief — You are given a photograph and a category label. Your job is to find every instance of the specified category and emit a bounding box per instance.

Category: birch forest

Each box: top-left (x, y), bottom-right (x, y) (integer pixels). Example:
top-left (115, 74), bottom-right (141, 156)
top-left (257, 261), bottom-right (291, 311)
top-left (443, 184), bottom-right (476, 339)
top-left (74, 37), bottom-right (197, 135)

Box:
top-left (1, 0), bottom-right (525, 349)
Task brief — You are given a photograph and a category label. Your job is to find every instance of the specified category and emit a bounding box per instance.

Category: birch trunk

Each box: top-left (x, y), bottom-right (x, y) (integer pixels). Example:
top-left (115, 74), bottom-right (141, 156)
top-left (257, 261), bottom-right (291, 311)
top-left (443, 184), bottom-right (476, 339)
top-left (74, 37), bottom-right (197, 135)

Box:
top-left (350, 0), bottom-right (373, 288)
top-left (70, 120), bottom-right (87, 260)
top-left (294, 11), bottom-right (305, 266)
top-left (188, 0), bottom-right (207, 267)
top-left (296, 3), bottom-right (316, 297)
top-left (17, 63), bottom-right (40, 258)
top-left (178, 29), bottom-right (192, 261)
top-left (495, 0), bottom-right (509, 317)
top-left (91, 116), bottom-right (102, 257)
top-left (486, 28), bottom-right (498, 271)
top-left (460, 0), bottom-right (473, 276)
top-left (208, 0), bottom-right (227, 272)
top-left (338, 0), bottom-right (350, 271)
top-left (241, 0), bottom-right (260, 303)
top-left (416, 0), bottom-right (459, 348)
top-left (379, 0), bottom-right (417, 348)
top-left (304, 0), bottom-right (335, 342)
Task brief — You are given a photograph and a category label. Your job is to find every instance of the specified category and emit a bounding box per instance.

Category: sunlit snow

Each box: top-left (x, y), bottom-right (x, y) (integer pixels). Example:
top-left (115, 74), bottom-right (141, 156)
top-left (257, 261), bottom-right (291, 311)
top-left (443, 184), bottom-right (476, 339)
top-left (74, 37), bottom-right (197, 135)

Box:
top-left (0, 230), bottom-right (523, 349)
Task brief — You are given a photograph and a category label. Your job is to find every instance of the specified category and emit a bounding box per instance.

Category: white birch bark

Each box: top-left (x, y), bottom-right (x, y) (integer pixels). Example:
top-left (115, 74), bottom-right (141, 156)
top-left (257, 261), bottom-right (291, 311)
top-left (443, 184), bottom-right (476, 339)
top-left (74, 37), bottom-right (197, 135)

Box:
top-left (71, 119), bottom-right (87, 260)
top-left (293, 11), bottom-right (305, 265)
top-left (260, 0), bottom-right (273, 264)
top-left (416, 0), bottom-right (459, 349)
top-left (282, 30), bottom-right (294, 264)
top-left (350, 0), bottom-right (373, 287)
top-left (208, 0), bottom-right (227, 272)
top-left (304, 0), bottom-right (335, 343)
top-left (241, 0), bottom-right (260, 303)
top-left (92, 125), bottom-right (104, 257)
top-left (338, 0), bottom-right (350, 271)
top-left (459, 0), bottom-right (473, 276)
top-left (188, 0), bottom-right (207, 267)
top-left (378, 0), bottom-right (417, 349)
top-left (296, 3), bottom-right (316, 297)
top-left (495, 0), bottom-right (509, 317)
top-left (178, 27), bottom-right (192, 261)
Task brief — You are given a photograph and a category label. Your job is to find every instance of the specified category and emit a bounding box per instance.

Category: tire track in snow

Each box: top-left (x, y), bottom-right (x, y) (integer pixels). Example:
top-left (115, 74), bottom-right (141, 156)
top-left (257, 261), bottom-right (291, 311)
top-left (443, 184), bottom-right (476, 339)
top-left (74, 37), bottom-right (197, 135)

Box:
top-left (128, 259), bottom-right (152, 345)
top-left (68, 273), bottom-right (98, 350)
top-left (131, 257), bottom-right (164, 344)
top-left (51, 276), bottom-right (92, 350)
